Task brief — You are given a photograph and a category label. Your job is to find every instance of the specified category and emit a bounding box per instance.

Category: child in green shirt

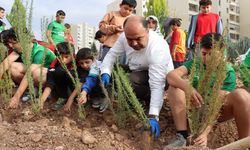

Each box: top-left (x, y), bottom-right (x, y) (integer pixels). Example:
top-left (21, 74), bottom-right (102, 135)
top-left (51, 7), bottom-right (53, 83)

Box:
top-left (164, 33), bottom-right (250, 149)
top-left (0, 28), bottom-right (56, 108)
top-left (46, 10), bottom-right (66, 46)
top-left (0, 7), bottom-right (5, 33)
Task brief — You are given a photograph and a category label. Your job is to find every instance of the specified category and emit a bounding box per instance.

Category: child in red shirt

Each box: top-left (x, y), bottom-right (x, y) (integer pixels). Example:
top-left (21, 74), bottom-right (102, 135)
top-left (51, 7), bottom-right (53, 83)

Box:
top-left (169, 18), bottom-right (186, 68)
top-left (186, 0), bottom-right (223, 60)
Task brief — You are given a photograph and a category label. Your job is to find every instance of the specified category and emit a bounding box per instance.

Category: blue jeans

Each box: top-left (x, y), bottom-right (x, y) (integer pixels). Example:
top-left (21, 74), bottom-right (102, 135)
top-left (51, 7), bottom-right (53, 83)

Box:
top-left (99, 46), bottom-right (110, 61)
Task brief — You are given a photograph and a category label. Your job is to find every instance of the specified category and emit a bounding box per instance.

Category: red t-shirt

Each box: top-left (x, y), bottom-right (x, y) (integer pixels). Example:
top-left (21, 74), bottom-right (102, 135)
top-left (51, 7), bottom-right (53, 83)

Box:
top-left (65, 33), bottom-right (75, 45)
top-left (194, 13), bottom-right (219, 43)
top-left (170, 28), bottom-right (186, 62)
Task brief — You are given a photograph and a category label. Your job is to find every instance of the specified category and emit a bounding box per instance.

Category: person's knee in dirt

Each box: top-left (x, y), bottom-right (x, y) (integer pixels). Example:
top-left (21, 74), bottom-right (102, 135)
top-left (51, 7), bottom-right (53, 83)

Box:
top-left (164, 33), bottom-right (236, 149)
top-left (21, 64), bottom-right (48, 103)
top-left (0, 28), bottom-right (56, 109)
top-left (39, 42), bottom-right (75, 111)
top-left (9, 63), bottom-right (51, 109)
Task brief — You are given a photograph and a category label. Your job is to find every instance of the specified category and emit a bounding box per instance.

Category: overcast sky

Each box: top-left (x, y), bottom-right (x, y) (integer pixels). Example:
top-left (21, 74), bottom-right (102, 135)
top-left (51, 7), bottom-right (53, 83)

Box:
top-left (0, 0), bottom-right (114, 40)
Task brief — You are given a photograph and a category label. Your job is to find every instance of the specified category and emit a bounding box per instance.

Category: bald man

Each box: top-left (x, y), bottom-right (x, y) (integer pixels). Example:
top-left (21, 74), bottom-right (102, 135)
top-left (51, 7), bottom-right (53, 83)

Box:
top-left (101, 16), bottom-right (174, 138)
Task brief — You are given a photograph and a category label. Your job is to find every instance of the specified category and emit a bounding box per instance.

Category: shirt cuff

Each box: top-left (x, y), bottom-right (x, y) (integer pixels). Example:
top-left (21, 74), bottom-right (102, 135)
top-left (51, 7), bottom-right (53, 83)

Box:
top-left (81, 86), bottom-right (90, 93)
top-left (149, 107), bottom-right (160, 116)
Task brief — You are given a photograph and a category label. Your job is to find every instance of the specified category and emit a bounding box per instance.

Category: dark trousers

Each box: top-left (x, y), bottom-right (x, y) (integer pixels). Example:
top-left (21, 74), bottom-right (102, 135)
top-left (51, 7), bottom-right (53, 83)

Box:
top-left (129, 70), bottom-right (150, 104)
top-left (128, 70), bottom-right (168, 102)
top-left (173, 61), bottom-right (184, 69)
top-left (46, 66), bottom-right (75, 99)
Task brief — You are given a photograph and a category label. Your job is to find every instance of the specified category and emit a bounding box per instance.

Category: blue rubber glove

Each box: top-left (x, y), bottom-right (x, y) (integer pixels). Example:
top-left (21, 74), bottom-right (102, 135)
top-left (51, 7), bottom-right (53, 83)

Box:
top-left (101, 73), bottom-right (110, 87)
top-left (149, 118), bottom-right (160, 139)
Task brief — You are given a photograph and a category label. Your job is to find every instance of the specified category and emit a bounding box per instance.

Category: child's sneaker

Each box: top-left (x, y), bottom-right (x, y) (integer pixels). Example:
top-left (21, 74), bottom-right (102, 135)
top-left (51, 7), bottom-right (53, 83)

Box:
top-left (163, 133), bottom-right (186, 150)
top-left (52, 98), bottom-right (67, 110)
top-left (21, 91), bottom-right (30, 102)
top-left (91, 97), bottom-right (102, 108)
top-left (91, 97), bottom-right (108, 112)
top-left (99, 99), bottom-right (108, 113)
top-left (21, 87), bottom-right (39, 102)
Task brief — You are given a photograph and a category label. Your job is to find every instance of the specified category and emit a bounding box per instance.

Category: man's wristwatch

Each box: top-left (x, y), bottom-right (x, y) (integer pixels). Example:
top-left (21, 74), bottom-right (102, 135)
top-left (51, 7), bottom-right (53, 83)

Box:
top-left (148, 115), bottom-right (159, 121)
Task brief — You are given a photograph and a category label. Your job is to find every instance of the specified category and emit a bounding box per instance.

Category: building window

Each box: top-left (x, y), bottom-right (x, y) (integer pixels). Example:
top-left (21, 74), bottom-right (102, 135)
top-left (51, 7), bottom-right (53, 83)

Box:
top-left (229, 14), bottom-right (235, 21)
top-left (230, 33), bottom-right (235, 39)
top-left (219, 0), bottom-right (221, 5)
top-left (189, 3), bottom-right (198, 12)
top-left (133, 9), bottom-right (136, 14)
top-left (236, 7), bottom-right (240, 14)
top-left (230, 5), bottom-right (235, 12)
top-left (236, 16), bottom-right (240, 23)
top-left (236, 34), bottom-right (239, 40)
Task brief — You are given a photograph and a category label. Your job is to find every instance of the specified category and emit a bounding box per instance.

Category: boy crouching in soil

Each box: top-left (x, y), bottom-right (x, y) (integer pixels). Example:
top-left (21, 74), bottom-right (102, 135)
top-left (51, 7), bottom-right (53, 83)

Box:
top-left (63, 48), bottom-right (108, 113)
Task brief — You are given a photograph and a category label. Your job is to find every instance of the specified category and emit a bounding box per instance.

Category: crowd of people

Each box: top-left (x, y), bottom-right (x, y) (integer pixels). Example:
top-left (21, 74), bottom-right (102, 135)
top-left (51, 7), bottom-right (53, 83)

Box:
top-left (0, 0), bottom-right (250, 149)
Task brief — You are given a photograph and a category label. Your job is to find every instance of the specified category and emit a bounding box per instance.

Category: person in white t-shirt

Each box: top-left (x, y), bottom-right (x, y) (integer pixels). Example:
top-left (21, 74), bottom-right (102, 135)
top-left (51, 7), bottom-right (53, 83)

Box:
top-left (100, 16), bottom-right (174, 138)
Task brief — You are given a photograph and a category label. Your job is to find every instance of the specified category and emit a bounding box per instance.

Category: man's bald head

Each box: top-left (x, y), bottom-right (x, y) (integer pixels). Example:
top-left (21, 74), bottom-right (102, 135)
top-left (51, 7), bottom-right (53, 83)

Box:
top-left (123, 16), bottom-right (148, 31)
top-left (123, 16), bottom-right (149, 50)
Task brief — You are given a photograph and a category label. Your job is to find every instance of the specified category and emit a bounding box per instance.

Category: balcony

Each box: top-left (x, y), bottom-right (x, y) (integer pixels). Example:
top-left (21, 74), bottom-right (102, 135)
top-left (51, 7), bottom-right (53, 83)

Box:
top-left (229, 14), bottom-right (240, 25)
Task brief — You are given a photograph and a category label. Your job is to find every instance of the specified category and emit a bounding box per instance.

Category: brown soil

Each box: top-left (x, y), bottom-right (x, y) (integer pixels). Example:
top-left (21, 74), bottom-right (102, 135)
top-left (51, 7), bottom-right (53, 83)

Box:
top-left (0, 97), bottom-right (238, 150)
top-left (1, 75), bottom-right (243, 150)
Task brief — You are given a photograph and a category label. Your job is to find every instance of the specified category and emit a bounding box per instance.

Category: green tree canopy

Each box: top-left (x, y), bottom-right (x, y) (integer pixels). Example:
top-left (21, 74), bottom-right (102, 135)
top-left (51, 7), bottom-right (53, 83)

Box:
top-left (91, 42), bottom-right (98, 56)
top-left (6, 0), bottom-right (27, 34)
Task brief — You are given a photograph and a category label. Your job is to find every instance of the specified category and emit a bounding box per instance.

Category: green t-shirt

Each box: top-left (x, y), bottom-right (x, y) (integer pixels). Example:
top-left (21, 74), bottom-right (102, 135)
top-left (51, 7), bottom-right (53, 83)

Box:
top-left (47, 20), bottom-right (65, 44)
top-left (21, 42), bottom-right (56, 68)
top-left (0, 20), bottom-right (5, 33)
top-left (184, 60), bottom-right (236, 92)
top-left (240, 52), bottom-right (250, 88)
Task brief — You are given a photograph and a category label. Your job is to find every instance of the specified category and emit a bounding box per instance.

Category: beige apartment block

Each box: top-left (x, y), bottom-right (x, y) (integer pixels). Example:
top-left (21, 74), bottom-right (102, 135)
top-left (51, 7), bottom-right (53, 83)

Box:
top-left (71, 23), bottom-right (98, 51)
top-left (240, 0), bottom-right (250, 38)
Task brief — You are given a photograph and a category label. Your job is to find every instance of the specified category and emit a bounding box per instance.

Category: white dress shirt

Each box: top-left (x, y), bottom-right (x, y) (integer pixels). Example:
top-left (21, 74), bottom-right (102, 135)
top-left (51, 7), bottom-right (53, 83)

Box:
top-left (101, 30), bottom-right (174, 116)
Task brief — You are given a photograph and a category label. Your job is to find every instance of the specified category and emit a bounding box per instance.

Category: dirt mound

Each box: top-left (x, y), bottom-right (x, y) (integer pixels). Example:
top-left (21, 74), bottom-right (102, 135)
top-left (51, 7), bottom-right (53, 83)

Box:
top-left (0, 90), bottom-right (239, 150)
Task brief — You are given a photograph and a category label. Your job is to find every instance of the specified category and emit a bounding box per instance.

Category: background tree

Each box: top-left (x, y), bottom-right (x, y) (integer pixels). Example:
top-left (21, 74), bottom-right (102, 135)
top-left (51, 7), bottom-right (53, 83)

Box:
top-left (91, 42), bottom-right (98, 56)
top-left (144, 0), bottom-right (169, 33)
top-left (6, 0), bottom-right (27, 37)
top-left (40, 16), bottom-right (53, 42)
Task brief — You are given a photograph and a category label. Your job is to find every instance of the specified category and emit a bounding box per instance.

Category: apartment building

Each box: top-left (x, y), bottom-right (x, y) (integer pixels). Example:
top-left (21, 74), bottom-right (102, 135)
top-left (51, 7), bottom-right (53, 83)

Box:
top-left (240, 0), bottom-right (250, 38)
top-left (71, 23), bottom-right (99, 52)
top-left (223, 0), bottom-right (240, 41)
